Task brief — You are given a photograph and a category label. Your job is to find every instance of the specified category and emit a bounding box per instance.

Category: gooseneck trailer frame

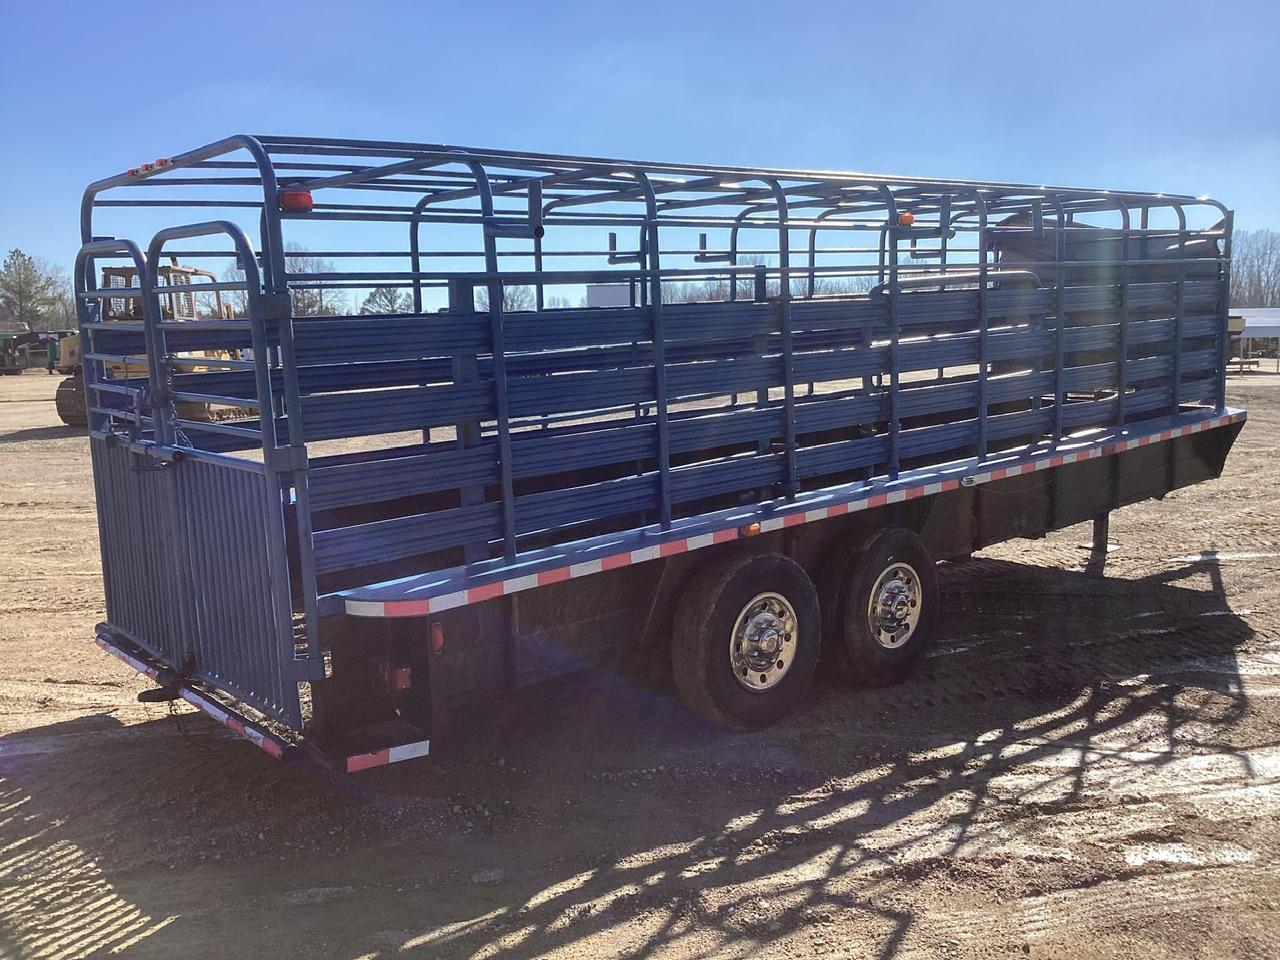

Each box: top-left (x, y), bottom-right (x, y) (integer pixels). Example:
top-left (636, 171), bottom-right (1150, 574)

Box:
top-left (78, 136), bottom-right (1244, 771)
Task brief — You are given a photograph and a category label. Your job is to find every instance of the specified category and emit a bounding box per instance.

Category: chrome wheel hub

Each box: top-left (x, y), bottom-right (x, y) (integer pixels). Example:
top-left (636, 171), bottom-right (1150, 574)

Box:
top-left (867, 562), bottom-right (922, 650)
top-left (730, 592), bottom-right (797, 691)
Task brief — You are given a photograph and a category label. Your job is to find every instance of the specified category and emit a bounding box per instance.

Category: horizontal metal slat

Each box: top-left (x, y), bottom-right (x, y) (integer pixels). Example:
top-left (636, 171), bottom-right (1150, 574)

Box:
top-left (309, 443), bottom-right (499, 512)
top-left (301, 381), bottom-right (493, 440)
top-left (312, 501), bottom-right (503, 573)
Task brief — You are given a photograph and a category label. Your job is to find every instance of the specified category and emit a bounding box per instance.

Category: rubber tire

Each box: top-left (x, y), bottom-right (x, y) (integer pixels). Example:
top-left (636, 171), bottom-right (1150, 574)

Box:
top-left (671, 551), bottom-right (820, 730)
top-left (829, 528), bottom-right (937, 687)
top-left (55, 376), bottom-right (87, 428)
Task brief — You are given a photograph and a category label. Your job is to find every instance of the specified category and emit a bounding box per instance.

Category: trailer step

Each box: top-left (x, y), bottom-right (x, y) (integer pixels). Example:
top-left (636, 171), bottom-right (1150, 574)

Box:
top-left (137, 686), bottom-right (181, 703)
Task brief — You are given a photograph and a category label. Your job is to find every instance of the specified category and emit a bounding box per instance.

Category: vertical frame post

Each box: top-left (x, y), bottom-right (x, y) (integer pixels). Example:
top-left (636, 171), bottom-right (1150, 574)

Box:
top-left (1216, 210), bottom-right (1234, 413)
top-left (137, 254), bottom-right (174, 447)
top-left (448, 278), bottom-right (487, 564)
top-left (938, 196), bottom-right (951, 277)
top-left (467, 160), bottom-right (519, 560)
top-left (409, 194), bottom-right (430, 315)
top-left (1049, 196), bottom-right (1068, 444)
top-left (765, 179), bottom-right (798, 497)
top-left (971, 191), bottom-right (991, 459)
top-left (1029, 199), bottom-right (1044, 414)
top-left (878, 187), bottom-right (902, 480)
top-left (1172, 204), bottom-right (1188, 416)
top-left (637, 173), bottom-right (672, 529)
top-left (728, 208), bottom-right (752, 302)
top-left (1114, 202), bottom-right (1132, 429)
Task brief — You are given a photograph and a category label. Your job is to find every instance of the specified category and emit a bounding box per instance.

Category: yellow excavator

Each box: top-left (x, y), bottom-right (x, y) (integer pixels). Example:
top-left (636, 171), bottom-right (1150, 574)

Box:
top-left (56, 260), bottom-right (244, 426)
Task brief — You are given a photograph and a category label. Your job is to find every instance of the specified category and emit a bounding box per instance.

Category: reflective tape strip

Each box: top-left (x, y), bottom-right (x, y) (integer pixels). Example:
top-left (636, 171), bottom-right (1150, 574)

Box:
top-left (346, 739), bottom-right (430, 773)
top-left (351, 412), bottom-right (1246, 619)
top-left (96, 636), bottom-right (162, 681)
top-left (95, 634), bottom-right (288, 761)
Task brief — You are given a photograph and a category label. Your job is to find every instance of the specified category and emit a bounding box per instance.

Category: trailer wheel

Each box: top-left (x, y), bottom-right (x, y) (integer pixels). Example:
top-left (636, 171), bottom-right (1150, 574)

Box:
top-left (828, 529), bottom-right (937, 686)
top-left (671, 552), bottom-right (820, 730)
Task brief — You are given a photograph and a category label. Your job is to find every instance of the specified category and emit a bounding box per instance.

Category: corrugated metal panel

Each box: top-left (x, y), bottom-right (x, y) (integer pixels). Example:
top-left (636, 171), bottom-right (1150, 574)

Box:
top-left (92, 439), bottom-right (303, 726)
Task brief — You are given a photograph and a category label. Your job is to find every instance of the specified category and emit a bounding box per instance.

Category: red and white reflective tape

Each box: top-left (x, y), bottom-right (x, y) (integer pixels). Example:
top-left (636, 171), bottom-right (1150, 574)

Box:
top-left (345, 739), bottom-right (432, 773)
top-left (344, 412), bottom-right (1245, 619)
top-left (96, 633), bottom-right (431, 772)
top-left (95, 634), bottom-right (286, 760)
top-left (96, 635), bottom-right (162, 682)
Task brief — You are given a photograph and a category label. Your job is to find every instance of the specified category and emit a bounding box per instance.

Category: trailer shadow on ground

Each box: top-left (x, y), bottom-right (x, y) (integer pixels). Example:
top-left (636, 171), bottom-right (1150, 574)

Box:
top-left (0, 423), bottom-right (83, 444)
top-left (0, 555), bottom-right (1260, 959)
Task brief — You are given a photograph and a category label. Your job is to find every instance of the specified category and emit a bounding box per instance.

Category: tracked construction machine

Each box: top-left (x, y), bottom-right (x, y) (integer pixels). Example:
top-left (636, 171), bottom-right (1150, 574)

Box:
top-left (55, 260), bottom-right (243, 426)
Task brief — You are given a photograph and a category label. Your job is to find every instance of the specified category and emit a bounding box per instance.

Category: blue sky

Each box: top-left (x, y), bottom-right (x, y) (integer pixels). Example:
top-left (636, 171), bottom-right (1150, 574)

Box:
top-left (2, 0), bottom-right (1277, 270)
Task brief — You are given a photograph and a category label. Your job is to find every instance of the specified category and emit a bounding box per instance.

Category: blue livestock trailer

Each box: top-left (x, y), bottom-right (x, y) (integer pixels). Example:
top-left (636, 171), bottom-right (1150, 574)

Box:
top-left (78, 136), bottom-right (1245, 772)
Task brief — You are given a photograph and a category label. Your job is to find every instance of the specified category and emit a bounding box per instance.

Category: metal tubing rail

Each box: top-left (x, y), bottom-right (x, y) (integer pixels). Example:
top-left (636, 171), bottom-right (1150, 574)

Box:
top-left (79, 140), bottom-right (1235, 550)
top-left (253, 134), bottom-right (1208, 203)
top-left (84, 137), bottom-right (1231, 256)
top-left (81, 135), bottom-right (287, 295)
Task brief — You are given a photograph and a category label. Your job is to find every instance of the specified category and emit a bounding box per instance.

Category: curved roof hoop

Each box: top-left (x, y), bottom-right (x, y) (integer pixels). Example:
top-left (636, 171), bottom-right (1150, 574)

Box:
top-left (81, 135), bottom-right (287, 296)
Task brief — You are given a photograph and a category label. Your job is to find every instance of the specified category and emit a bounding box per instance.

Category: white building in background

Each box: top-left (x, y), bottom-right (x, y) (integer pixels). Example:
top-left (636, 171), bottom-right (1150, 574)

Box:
top-left (1231, 307), bottom-right (1280, 371)
top-left (585, 283), bottom-right (632, 308)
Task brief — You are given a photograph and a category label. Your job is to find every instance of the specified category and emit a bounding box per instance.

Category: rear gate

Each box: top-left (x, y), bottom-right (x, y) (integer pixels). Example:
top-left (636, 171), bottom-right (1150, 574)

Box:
top-left (92, 440), bottom-right (304, 727)
top-left (80, 226), bottom-right (314, 730)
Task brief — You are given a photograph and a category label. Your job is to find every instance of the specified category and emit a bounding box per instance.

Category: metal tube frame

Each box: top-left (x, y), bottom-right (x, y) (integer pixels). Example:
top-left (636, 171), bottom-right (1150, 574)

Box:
top-left (75, 135), bottom-right (1237, 691)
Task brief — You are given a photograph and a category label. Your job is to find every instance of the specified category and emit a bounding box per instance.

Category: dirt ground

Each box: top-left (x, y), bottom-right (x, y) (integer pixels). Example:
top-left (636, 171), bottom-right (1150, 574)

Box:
top-left (1, 368), bottom-right (1278, 960)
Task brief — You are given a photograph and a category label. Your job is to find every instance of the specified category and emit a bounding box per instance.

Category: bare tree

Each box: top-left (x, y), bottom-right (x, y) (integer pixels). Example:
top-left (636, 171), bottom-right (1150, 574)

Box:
top-left (661, 255), bottom-right (782, 304)
top-left (658, 259), bottom-right (876, 304)
top-left (359, 286), bottom-right (412, 315)
top-left (217, 247), bottom-right (347, 317)
top-left (475, 284), bottom-right (534, 312)
top-left (219, 264), bottom-right (251, 317)
top-left (285, 243), bottom-right (346, 316)
top-left (1232, 229), bottom-right (1280, 308)
top-left (49, 288), bottom-right (78, 329)
top-left (804, 274), bottom-right (877, 297)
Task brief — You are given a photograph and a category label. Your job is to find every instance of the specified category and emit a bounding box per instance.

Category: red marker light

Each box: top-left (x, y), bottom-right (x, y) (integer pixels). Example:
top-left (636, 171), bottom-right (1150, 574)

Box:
top-left (139, 162), bottom-right (154, 173)
top-left (127, 168), bottom-right (139, 176)
top-left (898, 211), bottom-right (916, 227)
top-left (430, 621), bottom-right (445, 654)
top-left (154, 157), bottom-right (170, 167)
top-left (278, 190), bottom-right (314, 212)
